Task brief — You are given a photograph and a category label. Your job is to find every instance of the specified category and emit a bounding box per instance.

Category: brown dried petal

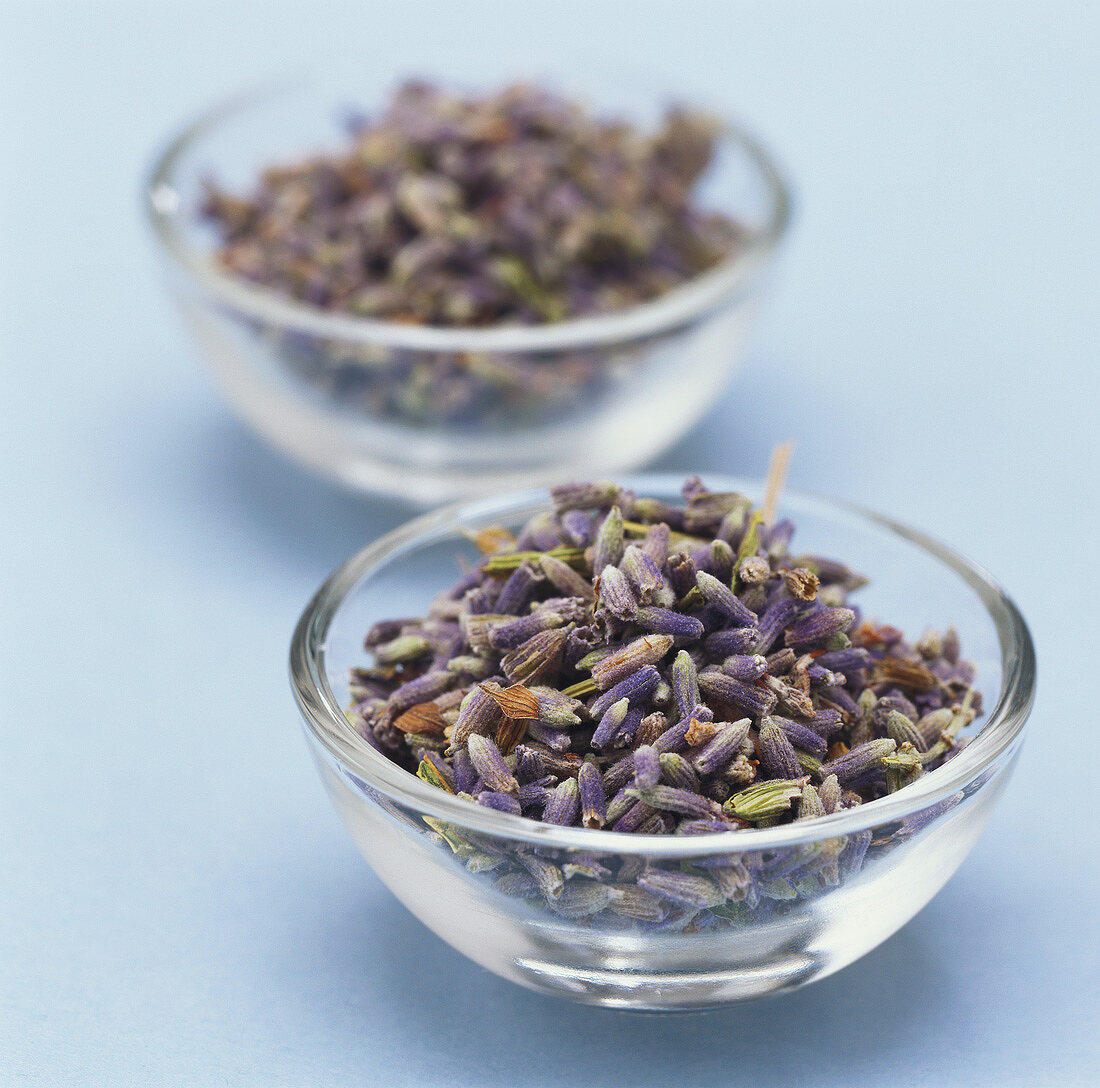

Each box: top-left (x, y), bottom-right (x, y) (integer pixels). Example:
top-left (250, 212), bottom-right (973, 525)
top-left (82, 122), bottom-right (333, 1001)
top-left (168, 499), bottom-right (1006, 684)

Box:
top-left (478, 682), bottom-right (540, 720)
top-left (394, 702), bottom-right (448, 736)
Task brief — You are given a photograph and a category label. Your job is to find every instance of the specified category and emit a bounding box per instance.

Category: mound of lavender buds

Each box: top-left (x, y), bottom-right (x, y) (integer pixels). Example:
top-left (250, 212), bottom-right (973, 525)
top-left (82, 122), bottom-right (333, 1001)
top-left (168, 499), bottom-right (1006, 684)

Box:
top-left (349, 478), bottom-right (981, 848)
top-left (200, 81), bottom-right (744, 429)
top-left (204, 80), bottom-right (739, 325)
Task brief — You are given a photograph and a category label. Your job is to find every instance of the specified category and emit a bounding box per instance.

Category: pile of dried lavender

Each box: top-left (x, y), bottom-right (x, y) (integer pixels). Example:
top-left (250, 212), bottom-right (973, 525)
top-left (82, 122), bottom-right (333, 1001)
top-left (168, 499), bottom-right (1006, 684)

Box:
top-left (204, 80), bottom-right (740, 325)
top-left (348, 477), bottom-right (980, 840)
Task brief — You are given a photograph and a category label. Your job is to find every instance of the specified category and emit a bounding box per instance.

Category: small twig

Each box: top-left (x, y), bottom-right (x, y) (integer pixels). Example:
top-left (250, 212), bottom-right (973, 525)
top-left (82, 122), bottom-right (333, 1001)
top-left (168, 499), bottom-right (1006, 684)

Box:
top-left (760, 441), bottom-right (795, 526)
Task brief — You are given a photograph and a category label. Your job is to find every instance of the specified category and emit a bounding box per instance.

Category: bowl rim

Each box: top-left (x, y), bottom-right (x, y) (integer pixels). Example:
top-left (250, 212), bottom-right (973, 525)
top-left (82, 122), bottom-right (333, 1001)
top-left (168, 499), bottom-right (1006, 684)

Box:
top-left (290, 473), bottom-right (1036, 857)
top-left (144, 77), bottom-right (791, 354)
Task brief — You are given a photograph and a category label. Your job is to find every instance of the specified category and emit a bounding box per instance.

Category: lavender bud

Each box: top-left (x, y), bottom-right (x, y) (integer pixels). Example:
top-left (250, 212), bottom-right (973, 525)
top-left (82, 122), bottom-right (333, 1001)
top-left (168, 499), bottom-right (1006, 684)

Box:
top-left (550, 480), bottom-right (621, 513)
top-left (634, 607), bottom-right (705, 640)
top-left (724, 778), bottom-right (806, 821)
top-left (592, 505), bottom-right (625, 572)
top-left (596, 564), bottom-right (637, 620)
top-left (633, 744), bottom-right (661, 790)
top-left (518, 853), bottom-right (564, 900)
top-left (450, 683), bottom-right (502, 746)
top-left (753, 598), bottom-right (802, 653)
top-left (628, 784), bottom-right (725, 819)
top-left (591, 697), bottom-right (630, 751)
top-left (500, 628), bottom-right (567, 685)
top-left (517, 782), bottom-right (551, 809)
top-left (621, 545), bottom-right (674, 606)
top-left (466, 734), bottom-right (519, 794)
top-left (695, 570), bottom-right (757, 626)
top-left (607, 885), bottom-right (668, 922)
top-left (476, 791), bottom-right (522, 815)
top-left (539, 553), bottom-right (595, 601)
top-left (721, 654), bottom-right (768, 681)
top-left (819, 773), bottom-right (842, 813)
top-left (637, 868), bottom-right (726, 909)
top-left (821, 739), bottom-right (897, 786)
top-left (493, 562), bottom-right (545, 615)
top-left (690, 720), bottom-right (752, 776)
top-left (785, 607), bottom-right (856, 648)
top-left (542, 778), bottom-right (580, 826)
top-left (591, 634), bottom-right (674, 689)
top-left (667, 552), bottom-right (698, 597)
top-left (549, 881), bottom-right (613, 918)
top-left (658, 752), bottom-right (700, 792)
top-left (704, 627), bottom-right (760, 656)
top-left (488, 609), bottom-right (564, 651)
top-left (560, 509), bottom-right (595, 546)
top-left (642, 522), bottom-right (671, 567)
top-left (883, 709), bottom-right (928, 752)
top-left (577, 761), bottom-right (606, 828)
top-left (588, 665), bottom-right (661, 719)
top-left (670, 649), bottom-right (699, 719)
top-left (797, 784), bottom-right (827, 821)
top-left (697, 670), bottom-right (778, 719)
top-left (772, 715), bottom-right (828, 755)
top-left (759, 718), bottom-right (802, 778)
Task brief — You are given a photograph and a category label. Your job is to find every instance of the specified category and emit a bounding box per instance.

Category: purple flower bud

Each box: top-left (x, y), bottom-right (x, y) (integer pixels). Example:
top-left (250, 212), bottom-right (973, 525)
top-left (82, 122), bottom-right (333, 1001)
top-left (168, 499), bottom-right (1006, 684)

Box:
top-left (634, 607), bottom-right (705, 640)
top-left (612, 800), bottom-right (655, 833)
top-left (591, 697), bottom-right (629, 751)
top-left (815, 647), bottom-right (872, 676)
top-left (550, 480), bottom-right (621, 513)
top-left (384, 670), bottom-right (454, 720)
top-left (628, 784), bottom-right (724, 819)
top-left (542, 778), bottom-right (580, 825)
top-left (588, 665), bottom-right (661, 719)
top-left (690, 719), bottom-right (752, 776)
top-left (753, 598), bottom-right (803, 654)
top-left (637, 868), bottom-right (726, 908)
top-left (476, 791), bottom-right (522, 815)
top-left (591, 634), bottom-right (674, 689)
top-left (785, 607), bottom-right (856, 648)
top-left (721, 653), bottom-right (768, 681)
top-left (667, 552), bottom-right (698, 597)
top-left (670, 649), bottom-right (700, 720)
top-left (697, 670), bottom-right (778, 719)
top-left (595, 564), bottom-right (637, 620)
top-left (621, 545), bottom-right (673, 606)
top-left (488, 609), bottom-right (564, 651)
top-left (633, 745), bottom-right (661, 790)
top-left (466, 734), bottom-right (519, 794)
top-left (452, 748), bottom-right (478, 794)
top-left (641, 522), bottom-right (671, 567)
top-left (560, 508), bottom-right (594, 546)
top-left (517, 782), bottom-right (551, 809)
top-left (759, 718), bottom-right (801, 778)
top-left (493, 561), bottom-right (545, 615)
top-left (704, 627), bottom-right (760, 656)
top-left (771, 715), bottom-right (828, 755)
top-left (539, 553), bottom-right (595, 601)
top-left (577, 761), bottom-right (606, 828)
top-left (695, 570), bottom-right (757, 626)
top-left (821, 739), bottom-right (897, 786)
top-left (658, 752), bottom-right (699, 792)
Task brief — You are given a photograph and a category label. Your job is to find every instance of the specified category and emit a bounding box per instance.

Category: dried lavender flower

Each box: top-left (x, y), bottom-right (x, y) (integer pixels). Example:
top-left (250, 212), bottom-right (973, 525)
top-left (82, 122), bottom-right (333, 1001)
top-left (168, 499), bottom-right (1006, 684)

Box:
top-left (346, 474), bottom-right (983, 866)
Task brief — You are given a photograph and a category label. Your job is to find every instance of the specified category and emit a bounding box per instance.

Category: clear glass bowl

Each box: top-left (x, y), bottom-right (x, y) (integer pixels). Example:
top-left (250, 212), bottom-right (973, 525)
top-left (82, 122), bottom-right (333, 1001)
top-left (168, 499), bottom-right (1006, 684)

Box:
top-left (146, 79), bottom-right (790, 503)
top-left (290, 475), bottom-right (1035, 1009)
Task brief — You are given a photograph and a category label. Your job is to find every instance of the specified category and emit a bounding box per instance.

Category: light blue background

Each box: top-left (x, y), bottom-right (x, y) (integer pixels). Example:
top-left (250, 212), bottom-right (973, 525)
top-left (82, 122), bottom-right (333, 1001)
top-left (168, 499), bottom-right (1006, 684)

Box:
top-left (2, 2), bottom-right (1097, 1085)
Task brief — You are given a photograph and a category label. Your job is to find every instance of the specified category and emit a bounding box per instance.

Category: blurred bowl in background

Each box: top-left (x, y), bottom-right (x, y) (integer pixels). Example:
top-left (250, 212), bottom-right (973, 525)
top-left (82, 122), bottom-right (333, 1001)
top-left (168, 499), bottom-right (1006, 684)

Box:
top-left (146, 77), bottom-right (790, 503)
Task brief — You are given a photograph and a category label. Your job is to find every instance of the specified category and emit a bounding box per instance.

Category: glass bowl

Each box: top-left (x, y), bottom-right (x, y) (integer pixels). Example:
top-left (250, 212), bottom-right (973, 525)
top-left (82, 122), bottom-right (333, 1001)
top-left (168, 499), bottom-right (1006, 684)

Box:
top-left (290, 475), bottom-right (1035, 1008)
top-left (146, 78), bottom-right (790, 504)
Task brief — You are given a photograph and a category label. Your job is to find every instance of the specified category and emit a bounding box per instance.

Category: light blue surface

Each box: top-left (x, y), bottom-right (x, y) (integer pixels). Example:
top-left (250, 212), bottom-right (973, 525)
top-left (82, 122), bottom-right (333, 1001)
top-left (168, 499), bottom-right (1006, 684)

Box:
top-left (1, 2), bottom-right (1097, 1084)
